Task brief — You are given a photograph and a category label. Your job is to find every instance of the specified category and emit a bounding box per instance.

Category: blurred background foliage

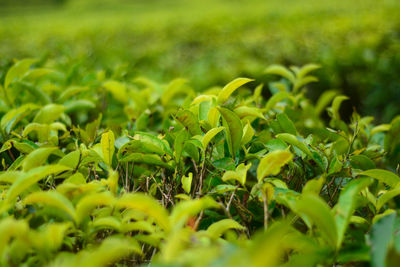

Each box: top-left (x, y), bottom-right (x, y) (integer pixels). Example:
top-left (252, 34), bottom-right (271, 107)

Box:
top-left (1, 0), bottom-right (400, 122)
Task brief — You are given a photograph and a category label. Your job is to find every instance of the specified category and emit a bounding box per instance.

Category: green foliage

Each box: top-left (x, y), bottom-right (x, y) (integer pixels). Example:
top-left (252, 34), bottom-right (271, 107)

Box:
top-left (0, 61), bottom-right (399, 266)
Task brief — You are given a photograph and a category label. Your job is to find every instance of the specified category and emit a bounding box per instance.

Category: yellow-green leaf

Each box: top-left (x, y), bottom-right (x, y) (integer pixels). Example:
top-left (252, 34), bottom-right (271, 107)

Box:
top-left (234, 106), bottom-right (265, 120)
top-left (6, 165), bottom-right (71, 203)
top-left (101, 130), bottom-right (115, 166)
top-left (276, 133), bottom-right (313, 158)
top-left (33, 104), bottom-right (65, 124)
top-left (222, 163), bottom-right (251, 186)
top-left (23, 191), bottom-right (76, 221)
top-left (359, 169), bottom-right (400, 188)
top-left (376, 187), bottom-right (400, 212)
top-left (103, 80), bottom-right (128, 104)
top-left (170, 197), bottom-right (219, 227)
top-left (217, 78), bottom-right (254, 104)
top-left (293, 194), bottom-right (338, 248)
top-left (75, 192), bottom-right (115, 224)
top-left (22, 147), bottom-right (58, 172)
top-left (182, 172), bottom-right (193, 194)
top-left (207, 219), bottom-right (245, 239)
top-left (241, 120), bottom-right (255, 146)
top-left (265, 91), bottom-right (291, 112)
top-left (5, 58), bottom-right (37, 89)
top-left (257, 150), bottom-right (293, 182)
top-left (202, 126), bottom-right (224, 150)
top-left (264, 65), bottom-right (295, 83)
top-left (117, 193), bottom-right (170, 232)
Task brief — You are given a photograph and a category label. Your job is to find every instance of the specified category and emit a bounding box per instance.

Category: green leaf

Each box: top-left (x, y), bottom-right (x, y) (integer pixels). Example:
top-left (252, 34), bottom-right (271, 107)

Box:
top-left (118, 139), bottom-right (164, 157)
top-left (23, 190), bottom-right (76, 221)
top-left (217, 78), bottom-right (254, 104)
top-left (359, 169), bottom-right (400, 188)
top-left (4, 58), bottom-right (37, 89)
top-left (161, 78), bottom-right (191, 106)
top-left (103, 80), bottom-right (128, 104)
top-left (174, 128), bottom-right (188, 163)
top-left (117, 193), bottom-right (170, 232)
top-left (371, 124), bottom-right (391, 137)
top-left (170, 197), bottom-right (219, 227)
top-left (134, 131), bottom-right (173, 156)
top-left (101, 130), bottom-right (115, 166)
top-left (33, 104), bottom-right (65, 124)
top-left (234, 106), bottom-right (265, 120)
top-left (176, 110), bottom-right (202, 136)
top-left (119, 152), bottom-right (173, 170)
top-left (58, 150), bottom-right (81, 169)
top-left (296, 63), bottom-right (321, 79)
top-left (276, 113), bottom-right (297, 135)
top-left (264, 65), bottom-right (295, 83)
top-left (0, 171), bottom-right (22, 184)
top-left (265, 138), bottom-right (288, 151)
top-left (370, 213), bottom-right (396, 267)
top-left (29, 222), bottom-right (71, 252)
top-left (350, 155), bottom-right (376, 170)
top-left (376, 187), bottom-right (400, 212)
top-left (330, 95), bottom-right (349, 121)
top-left (302, 176), bottom-right (325, 195)
top-left (257, 150), bottom-right (293, 182)
top-left (334, 178), bottom-right (372, 248)
top-left (206, 219), bottom-right (245, 239)
top-left (0, 218), bottom-right (29, 256)
top-left (241, 120), bottom-right (254, 146)
top-left (217, 107), bottom-right (243, 158)
top-left (22, 147), bottom-right (58, 172)
top-left (75, 192), bottom-right (115, 224)
top-left (57, 86), bottom-right (89, 102)
top-left (276, 133), bottom-right (313, 158)
top-left (222, 163), bottom-right (251, 186)
top-left (6, 165), bottom-right (71, 203)
top-left (293, 194), bottom-right (338, 248)
top-left (202, 126), bottom-right (224, 150)
top-left (315, 90), bottom-right (338, 115)
top-left (49, 236), bottom-right (141, 267)
top-left (265, 91), bottom-right (291, 111)
top-left (1, 104), bottom-right (39, 134)
top-left (182, 172), bottom-right (193, 194)
top-left (23, 68), bottom-right (55, 81)
top-left (92, 217), bottom-right (122, 232)
top-left (64, 100), bottom-right (96, 113)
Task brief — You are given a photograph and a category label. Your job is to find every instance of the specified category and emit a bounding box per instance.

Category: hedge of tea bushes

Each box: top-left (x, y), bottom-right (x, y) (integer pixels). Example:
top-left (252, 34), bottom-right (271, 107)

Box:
top-left (0, 60), bottom-right (400, 266)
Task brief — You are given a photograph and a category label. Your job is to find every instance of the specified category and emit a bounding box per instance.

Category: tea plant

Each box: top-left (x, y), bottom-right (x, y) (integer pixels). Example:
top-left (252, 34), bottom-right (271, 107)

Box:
top-left (0, 59), bottom-right (399, 266)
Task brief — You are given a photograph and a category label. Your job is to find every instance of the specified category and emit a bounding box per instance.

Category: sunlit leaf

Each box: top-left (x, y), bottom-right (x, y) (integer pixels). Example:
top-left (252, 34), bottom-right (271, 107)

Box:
top-left (222, 163), bottom-right (251, 186)
top-left (206, 219), bottom-right (245, 239)
top-left (182, 172), bottom-right (193, 194)
top-left (217, 78), bottom-right (254, 104)
top-left (264, 65), bottom-right (295, 83)
top-left (101, 130), bottom-right (115, 166)
top-left (117, 193), bottom-right (170, 232)
top-left (257, 150), bottom-right (293, 182)
top-left (359, 169), bottom-right (400, 188)
top-left (202, 126), bottom-right (224, 150)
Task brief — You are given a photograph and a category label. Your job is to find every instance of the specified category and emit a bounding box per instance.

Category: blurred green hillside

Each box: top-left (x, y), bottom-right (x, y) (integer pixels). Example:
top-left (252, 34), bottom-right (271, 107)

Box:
top-left (1, 0), bottom-right (400, 121)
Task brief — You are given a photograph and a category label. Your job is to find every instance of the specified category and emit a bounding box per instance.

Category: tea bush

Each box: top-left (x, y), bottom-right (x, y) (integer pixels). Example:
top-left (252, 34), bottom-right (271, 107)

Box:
top-left (0, 59), bottom-right (400, 266)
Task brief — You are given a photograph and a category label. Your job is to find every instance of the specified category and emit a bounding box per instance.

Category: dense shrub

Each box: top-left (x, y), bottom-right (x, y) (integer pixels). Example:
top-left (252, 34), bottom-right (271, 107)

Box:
top-left (0, 60), bottom-right (399, 266)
